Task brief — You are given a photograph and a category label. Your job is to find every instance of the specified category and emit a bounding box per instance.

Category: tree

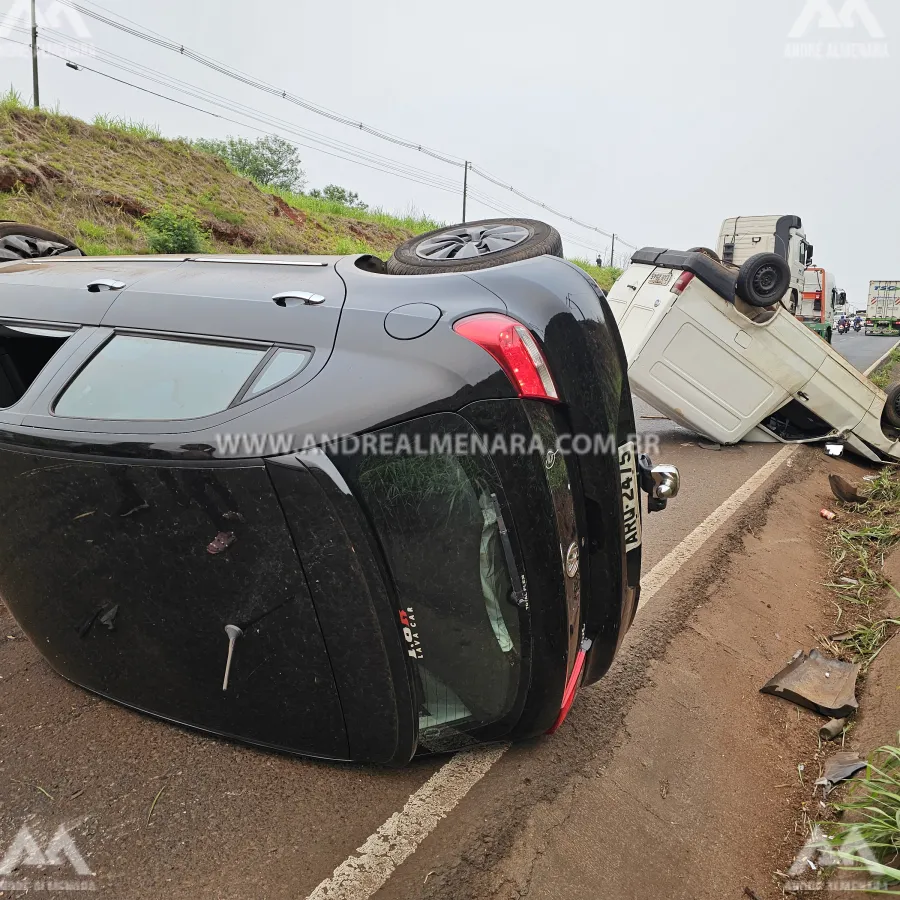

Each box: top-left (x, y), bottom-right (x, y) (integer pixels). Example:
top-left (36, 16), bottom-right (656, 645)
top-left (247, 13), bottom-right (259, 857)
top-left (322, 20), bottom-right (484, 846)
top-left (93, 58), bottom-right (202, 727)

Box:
top-left (308, 184), bottom-right (368, 210)
top-left (194, 135), bottom-right (306, 192)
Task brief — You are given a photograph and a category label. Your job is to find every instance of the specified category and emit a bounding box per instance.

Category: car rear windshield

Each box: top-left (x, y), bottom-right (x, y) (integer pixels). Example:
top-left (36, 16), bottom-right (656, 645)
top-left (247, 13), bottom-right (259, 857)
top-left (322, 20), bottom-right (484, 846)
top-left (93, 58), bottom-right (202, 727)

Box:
top-left (0, 324), bottom-right (75, 409)
top-left (54, 335), bottom-right (311, 421)
top-left (344, 415), bottom-right (526, 749)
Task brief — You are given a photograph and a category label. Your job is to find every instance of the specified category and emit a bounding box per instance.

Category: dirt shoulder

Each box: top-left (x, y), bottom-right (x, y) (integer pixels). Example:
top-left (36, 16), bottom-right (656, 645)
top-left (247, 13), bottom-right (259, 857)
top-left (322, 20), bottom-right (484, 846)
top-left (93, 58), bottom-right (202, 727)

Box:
top-left (381, 447), bottom-right (886, 900)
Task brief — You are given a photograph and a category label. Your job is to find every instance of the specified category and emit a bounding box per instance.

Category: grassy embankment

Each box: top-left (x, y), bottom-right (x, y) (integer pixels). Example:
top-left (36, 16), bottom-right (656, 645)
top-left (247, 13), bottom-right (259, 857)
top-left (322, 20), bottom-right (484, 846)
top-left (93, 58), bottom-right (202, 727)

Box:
top-left (0, 91), bottom-right (621, 290)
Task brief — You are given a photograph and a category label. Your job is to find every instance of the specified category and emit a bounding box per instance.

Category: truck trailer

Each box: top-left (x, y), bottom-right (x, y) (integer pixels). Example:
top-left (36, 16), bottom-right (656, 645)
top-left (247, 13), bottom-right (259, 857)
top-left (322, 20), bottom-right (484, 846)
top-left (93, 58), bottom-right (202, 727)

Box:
top-left (866, 281), bottom-right (900, 335)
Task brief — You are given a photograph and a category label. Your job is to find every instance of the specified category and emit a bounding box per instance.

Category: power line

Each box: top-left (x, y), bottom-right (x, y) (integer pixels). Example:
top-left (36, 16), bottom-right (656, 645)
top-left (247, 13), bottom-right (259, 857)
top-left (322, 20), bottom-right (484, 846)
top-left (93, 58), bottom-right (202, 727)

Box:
top-left (1, 37), bottom-right (469, 198)
top-left (470, 164), bottom-right (638, 250)
top-left (53, 0), bottom-right (466, 167)
top-left (1, 32), bottom-right (624, 260)
top-left (34, 27), bottom-right (464, 192)
top-left (51, 0), bottom-right (637, 248)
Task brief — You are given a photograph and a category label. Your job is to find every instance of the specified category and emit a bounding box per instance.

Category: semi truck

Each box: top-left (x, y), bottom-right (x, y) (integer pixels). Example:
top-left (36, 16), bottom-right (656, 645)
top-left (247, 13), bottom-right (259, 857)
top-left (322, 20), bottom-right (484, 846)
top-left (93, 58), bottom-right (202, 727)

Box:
top-left (866, 281), bottom-right (900, 335)
top-left (717, 215), bottom-right (813, 310)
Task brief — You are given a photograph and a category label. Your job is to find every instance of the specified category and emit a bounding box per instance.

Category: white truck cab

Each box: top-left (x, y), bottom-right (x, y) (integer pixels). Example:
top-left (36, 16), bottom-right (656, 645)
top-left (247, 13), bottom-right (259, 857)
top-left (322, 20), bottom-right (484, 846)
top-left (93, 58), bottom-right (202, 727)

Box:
top-left (717, 216), bottom-right (813, 310)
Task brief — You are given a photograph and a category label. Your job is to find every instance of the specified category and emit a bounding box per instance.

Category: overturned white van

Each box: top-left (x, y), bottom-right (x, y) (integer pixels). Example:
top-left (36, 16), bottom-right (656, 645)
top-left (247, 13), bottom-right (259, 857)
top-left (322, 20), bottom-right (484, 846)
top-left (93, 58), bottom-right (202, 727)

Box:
top-left (606, 247), bottom-right (900, 463)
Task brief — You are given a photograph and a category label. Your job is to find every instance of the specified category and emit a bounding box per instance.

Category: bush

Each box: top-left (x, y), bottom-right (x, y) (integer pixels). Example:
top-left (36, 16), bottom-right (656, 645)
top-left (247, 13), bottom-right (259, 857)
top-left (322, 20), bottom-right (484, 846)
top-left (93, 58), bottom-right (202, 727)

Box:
top-left (142, 207), bottom-right (206, 254)
top-left (308, 184), bottom-right (367, 210)
top-left (194, 134), bottom-right (306, 192)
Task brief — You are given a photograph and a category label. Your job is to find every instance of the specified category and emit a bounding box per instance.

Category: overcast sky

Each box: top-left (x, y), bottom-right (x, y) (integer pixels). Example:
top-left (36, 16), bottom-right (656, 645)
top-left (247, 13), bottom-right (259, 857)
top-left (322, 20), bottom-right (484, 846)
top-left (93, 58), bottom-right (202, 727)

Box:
top-left (1, 0), bottom-right (897, 304)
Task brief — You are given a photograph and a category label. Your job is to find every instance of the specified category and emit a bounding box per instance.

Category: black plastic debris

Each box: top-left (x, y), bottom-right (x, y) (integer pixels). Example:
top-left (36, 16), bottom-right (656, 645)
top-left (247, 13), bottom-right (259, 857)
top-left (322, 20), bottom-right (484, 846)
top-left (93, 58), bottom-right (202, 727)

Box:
top-left (829, 474), bottom-right (866, 505)
top-left (760, 649), bottom-right (859, 718)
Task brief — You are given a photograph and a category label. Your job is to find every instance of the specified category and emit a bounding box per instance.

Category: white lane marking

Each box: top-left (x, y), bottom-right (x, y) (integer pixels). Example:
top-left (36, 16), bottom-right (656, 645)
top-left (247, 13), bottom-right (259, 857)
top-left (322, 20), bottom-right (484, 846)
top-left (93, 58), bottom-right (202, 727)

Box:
top-left (864, 339), bottom-right (900, 377)
top-left (307, 444), bottom-right (797, 900)
top-left (305, 745), bottom-right (507, 900)
top-left (638, 444), bottom-right (796, 609)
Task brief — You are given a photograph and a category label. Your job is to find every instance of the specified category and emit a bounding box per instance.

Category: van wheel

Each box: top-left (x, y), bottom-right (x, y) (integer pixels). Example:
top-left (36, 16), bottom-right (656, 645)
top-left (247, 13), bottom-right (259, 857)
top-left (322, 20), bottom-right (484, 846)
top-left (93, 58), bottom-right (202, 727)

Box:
top-left (688, 246), bottom-right (720, 263)
top-left (386, 218), bottom-right (563, 275)
top-left (885, 385), bottom-right (900, 431)
top-left (0, 223), bottom-right (83, 261)
top-left (735, 253), bottom-right (791, 308)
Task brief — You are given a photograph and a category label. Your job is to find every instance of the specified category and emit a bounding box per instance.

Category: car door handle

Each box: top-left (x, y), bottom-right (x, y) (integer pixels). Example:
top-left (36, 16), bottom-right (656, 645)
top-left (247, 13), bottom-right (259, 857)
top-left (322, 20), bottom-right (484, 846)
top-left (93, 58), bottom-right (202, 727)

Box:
top-left (272, 291), bottom-right (326, 307)
top-left (87, 279), bottom-right (126, 293)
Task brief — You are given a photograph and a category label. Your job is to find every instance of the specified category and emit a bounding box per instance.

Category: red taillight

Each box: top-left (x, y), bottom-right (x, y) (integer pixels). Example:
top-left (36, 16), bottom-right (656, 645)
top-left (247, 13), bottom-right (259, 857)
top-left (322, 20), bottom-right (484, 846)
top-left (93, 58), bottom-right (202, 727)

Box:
top-left (546, 638), bottom-right (592, 734)
top-left (453, 313), bottom-right (559, 401)
top-left (671, 271), bottom-right (695, 295)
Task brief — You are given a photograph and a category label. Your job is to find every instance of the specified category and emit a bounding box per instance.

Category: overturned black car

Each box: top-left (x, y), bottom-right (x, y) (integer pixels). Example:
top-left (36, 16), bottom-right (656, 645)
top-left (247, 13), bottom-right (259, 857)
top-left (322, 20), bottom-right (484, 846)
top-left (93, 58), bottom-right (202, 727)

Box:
top-left (0, 219), bottom-right (678, 764)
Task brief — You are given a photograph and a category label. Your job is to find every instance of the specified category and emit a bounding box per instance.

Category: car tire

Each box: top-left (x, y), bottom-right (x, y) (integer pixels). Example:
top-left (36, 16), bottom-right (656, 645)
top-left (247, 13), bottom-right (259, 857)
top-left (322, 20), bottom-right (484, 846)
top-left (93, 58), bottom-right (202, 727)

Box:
top-left (688, 246), bottom-right (721, 263)
top-left (885, 385), bottom-right (900, 431)
top-left (386, 218), bottom-right (563, 275)
top-left (0, 223), bottom-right (84, 261)
top-left (735, 252), bottom-right (791, 308)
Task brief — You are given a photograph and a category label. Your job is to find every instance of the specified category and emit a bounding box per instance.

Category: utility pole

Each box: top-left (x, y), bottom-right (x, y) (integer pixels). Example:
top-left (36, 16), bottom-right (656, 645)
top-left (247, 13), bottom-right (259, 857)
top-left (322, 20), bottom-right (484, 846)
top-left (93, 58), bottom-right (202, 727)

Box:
top-left (461, 161), bottom-right (469, 223)
top-left (609, 233), bottom-right (616, 267)
top-left (31, 0), bottom-right (40, 108)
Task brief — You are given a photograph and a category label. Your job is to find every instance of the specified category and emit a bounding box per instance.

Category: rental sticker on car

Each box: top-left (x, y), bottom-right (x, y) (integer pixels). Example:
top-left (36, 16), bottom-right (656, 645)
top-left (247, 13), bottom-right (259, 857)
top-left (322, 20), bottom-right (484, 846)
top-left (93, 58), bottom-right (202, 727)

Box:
top-left (618, 441), bottom-right (642, 549)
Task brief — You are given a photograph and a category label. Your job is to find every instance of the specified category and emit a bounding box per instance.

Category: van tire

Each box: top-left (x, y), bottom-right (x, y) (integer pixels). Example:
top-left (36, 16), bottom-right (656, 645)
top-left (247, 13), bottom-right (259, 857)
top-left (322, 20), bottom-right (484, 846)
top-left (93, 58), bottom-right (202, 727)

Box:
top-left (688, 247), bottom-right (720, 263)
top-left (736, 253), bottom-right (791, 308)
top-left (387, 218), bottom-right (563, 275)
top-left (0, 223), bottom-right (83, 261)
top-left (884, 384), bottom-right (900, 431)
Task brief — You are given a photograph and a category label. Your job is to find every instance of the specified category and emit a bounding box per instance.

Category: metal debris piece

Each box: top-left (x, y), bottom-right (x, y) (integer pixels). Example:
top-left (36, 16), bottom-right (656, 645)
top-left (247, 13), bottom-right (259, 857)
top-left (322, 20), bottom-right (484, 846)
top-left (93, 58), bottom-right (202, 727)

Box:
top-left (824, 751), bottom-right (866, 783)
top-left (820, 508), bottom-right (837, 521)
top-left (825, 444), bottom-right (845, 457)
top-left (829, 474), bottom-right (866, 504)
top-left (814, 752), bottom-right (867, 794)
top-left (760, 649), bottom-right (860, 718)
top-left (207, 531), bottom-right (236, 555)
top-left (819, 718), bottom-right (848, 741)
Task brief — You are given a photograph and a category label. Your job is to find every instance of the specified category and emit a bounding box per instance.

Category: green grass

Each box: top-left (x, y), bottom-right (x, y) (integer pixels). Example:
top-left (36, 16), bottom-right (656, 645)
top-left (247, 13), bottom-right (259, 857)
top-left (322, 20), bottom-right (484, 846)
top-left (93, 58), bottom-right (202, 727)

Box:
top-left (266, 186), bottom-right (443, 234)
top-left (92, 114), bottom-right (162, 140)
top-left (827, 615), bottom-right (900, 669)
top-left (871, 349), bottom-right (900, 390)
top-left (570, 258), bottom-right (623, 292)
top-left (823, 468), bottom-right (900, 668)
top-left (197, 193), bottom-right (246, 226)
top-left (0, 86), bottom-right (27, 113)
top-left (75, 220), bottom-right (109, 242)
top-left (827, 740), bottom-right (900, 889)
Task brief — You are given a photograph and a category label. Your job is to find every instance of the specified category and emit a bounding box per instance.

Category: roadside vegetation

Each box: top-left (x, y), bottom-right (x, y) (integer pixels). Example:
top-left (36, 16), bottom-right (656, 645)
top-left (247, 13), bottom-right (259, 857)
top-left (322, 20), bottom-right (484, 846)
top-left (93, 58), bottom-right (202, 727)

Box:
top-left (870, 346), bottom-right (900, 390)
top-left (570, 258), bottom-right (623, 293)
top-left (0, 92), bottom-right (432, 259)
top-left (0, 89), bottom-right (616, 291)
top-left (827, 741), bottom-right (900, 889)
top-left (823, 467), bottom-right (900, 669)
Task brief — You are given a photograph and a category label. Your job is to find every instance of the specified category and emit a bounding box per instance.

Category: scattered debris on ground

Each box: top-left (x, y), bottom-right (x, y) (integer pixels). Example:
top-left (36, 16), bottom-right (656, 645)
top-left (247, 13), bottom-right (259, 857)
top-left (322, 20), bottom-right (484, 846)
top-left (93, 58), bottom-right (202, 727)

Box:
top-left (761, 649), bottom-right (859, 718)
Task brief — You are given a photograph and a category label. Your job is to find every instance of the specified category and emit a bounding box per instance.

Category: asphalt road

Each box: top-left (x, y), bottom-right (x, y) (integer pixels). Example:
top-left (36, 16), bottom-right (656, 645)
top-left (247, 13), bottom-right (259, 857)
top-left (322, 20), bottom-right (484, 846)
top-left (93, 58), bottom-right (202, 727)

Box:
top-left (832, 329), bottom-right (898, 373)
top-left (0, 332), bottom-right (895, 900)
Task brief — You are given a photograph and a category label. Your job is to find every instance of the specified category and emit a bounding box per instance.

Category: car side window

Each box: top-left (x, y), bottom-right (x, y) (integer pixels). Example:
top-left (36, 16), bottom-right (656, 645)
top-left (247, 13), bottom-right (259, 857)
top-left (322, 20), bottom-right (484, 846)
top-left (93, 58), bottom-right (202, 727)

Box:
top-left (54, 334), bottom-right (268, 421)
